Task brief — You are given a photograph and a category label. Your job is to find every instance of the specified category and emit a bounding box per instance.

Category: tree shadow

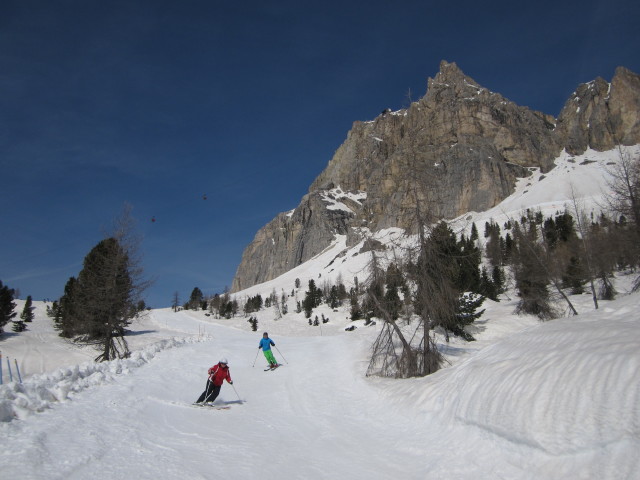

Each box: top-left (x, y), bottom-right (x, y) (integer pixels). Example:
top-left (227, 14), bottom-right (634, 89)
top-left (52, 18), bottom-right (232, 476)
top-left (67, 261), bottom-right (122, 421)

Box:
top-left (124, 329), bottom-right (157, 336)
top-left (0, 331), bottom-right (21, 340)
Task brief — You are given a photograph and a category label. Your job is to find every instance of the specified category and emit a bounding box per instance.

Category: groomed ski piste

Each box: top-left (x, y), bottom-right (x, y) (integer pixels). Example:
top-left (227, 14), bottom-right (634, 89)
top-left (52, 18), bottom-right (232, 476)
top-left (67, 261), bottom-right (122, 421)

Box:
top-left (1, 147), bottom-right (639, 479)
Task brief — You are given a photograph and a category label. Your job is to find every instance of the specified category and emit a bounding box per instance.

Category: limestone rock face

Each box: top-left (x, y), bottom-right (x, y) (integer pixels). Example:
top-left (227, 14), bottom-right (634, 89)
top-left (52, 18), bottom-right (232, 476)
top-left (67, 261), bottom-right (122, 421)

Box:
top-left (231, 62), bottom-right (640, 292)
top-left (232, 190), bottom-right (364, 291)
top-left (309, 61), bottom-right (556, 231)
top-left (555, 67), bottom-right (640, 155)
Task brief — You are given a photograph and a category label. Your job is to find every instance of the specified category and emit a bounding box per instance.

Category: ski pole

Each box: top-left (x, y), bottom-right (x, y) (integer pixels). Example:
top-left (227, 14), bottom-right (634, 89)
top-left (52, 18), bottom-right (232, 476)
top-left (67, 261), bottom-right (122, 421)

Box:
top-left (252, 349), bottom-right (260, 367)
top-left (202, 379), bottom-right (211, 403)
top-left (274, 345), bottom-right (288, 364)
top-left (231, 383), bottom-right (242, 403)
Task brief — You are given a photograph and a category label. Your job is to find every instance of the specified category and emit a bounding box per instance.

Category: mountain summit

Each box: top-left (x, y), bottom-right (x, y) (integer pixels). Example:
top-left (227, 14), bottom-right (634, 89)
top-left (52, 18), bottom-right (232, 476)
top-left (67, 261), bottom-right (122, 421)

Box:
top-left (232, 62), bottom-right (640, 292)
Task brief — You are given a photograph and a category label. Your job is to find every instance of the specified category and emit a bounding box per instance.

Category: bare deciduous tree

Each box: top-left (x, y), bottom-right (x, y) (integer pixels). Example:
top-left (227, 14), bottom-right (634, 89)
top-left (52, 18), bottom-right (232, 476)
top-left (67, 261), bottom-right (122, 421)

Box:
top-left (366, 141), bottom-right (453, 378)
top-left (569, 186), bottom-right (599, 309)
top-left (604, 148), bottom-right (640, 290)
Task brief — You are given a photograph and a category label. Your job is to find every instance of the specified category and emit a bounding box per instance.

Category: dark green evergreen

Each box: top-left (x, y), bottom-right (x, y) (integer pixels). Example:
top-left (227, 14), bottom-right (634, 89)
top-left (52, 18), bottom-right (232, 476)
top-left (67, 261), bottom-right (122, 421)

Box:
top-left (188, 287), bottom-right (204, 310)
top-left (513, 224), bottom-right (555, 319)
top-left (451, 293), bottom-right (486, 341)
top-left (302, 280), bottom-right (322, 318)
top-left (247, 316), bottom-right (258, 331)
top-left (244, 294), bottom-right (263, 314)
top-left (349, 288), bottom-right (362, 320)
top-left (12, 319), bottom-right (27, 332)
top-left (0, 280), bottom-right (17, 335)
top-left (20, 295), bottom-right (35, 322)
top-left (70, 238), bottom-right (137, 361)
top-left (328, 285), bottom-right (340, 309)
top-left (415, 222), bottom-right (485, 341)
top-left (563, 256), bottom-right (587, 294)
top-left (470, 222), bottom-right (479, 241)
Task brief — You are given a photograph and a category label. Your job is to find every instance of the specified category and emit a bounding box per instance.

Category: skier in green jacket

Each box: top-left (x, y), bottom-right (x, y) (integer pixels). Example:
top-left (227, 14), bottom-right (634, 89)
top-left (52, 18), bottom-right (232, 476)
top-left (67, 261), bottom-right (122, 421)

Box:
top-left (259, 332), bottom-right (279, 369)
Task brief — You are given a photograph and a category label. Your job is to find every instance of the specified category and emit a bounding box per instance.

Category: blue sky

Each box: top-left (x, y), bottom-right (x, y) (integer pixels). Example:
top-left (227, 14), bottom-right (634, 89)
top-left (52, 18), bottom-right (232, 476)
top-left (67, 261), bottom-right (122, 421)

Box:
top-left (1, 0), bottom-right (639, 308)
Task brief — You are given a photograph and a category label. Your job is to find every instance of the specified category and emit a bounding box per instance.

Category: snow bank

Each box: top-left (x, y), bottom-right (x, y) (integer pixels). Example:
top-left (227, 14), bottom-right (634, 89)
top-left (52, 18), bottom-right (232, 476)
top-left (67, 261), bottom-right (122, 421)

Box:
top-left (0, 336), bottom-right (208, 422)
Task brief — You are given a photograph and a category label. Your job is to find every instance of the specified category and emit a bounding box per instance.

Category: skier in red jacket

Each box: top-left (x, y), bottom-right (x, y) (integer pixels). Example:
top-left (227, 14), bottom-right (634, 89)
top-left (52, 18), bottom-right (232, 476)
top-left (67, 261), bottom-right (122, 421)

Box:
top-left (195, 358), bottom-right (233, 404)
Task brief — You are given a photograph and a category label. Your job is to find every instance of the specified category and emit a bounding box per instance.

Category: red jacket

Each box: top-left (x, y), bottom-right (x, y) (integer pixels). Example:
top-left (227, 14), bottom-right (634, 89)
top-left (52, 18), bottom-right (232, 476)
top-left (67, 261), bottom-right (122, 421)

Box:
top-left (208, 363), bottom-right (232, 386)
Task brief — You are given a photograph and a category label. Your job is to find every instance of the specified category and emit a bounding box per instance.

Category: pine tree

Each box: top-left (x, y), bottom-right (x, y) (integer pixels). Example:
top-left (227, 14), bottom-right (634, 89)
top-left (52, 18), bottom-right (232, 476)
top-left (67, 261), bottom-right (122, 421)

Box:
top-left (562, 256), bottom-right (585, 294)
top-left (383, 283), bottom-right (402, 320)
top-left (46, 300), bottom-right (61, 322)
top-left (188, 287), bottom-right (204, 310)
top-left (55, 207), bottom-right (151, 360)
top-left (504, 233), bottom-right (514, 263)
top-left (328, 285), bottom-right (340, 309)
top-left (71, 237), bottom-right (136, 360)
top-left (451, 293), bottom-right (486, 341)
top-left (243, 294), bottom-right (263, 314)
top-left (479, 266), bottom-right (498, 301)
top-left (491, 265), bottom-right (505, 296)
top-left (247, 316), bottom-right (258, 331)
top-left (512, 224), bottom-right (556, 319)
top-left (302, 280), bottom-right (321, 318)
top-left (470, 222), bottom-right (479, 241)
top-left (0, 280), bottom-right (18, 336)
top-left (57, 277), bottom-right (79, 337)
top-left (281, 291), bottom-right (288, 315)
top-left (485, 224), bottom-right (503, 268)
top-left (12, 318), bottom-right (27, 332)
top-left (457, 235), bottom-right (482, 292)
top-left (20, 295), bottom-right (35, 322)
top-left (337, 282), bottom-right (348, 303)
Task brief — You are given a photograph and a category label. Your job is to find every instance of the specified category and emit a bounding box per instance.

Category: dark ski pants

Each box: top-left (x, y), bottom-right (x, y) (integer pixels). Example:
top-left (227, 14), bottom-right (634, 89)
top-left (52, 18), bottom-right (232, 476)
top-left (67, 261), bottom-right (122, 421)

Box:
top-left (196, 380), bottom-right (221, 403)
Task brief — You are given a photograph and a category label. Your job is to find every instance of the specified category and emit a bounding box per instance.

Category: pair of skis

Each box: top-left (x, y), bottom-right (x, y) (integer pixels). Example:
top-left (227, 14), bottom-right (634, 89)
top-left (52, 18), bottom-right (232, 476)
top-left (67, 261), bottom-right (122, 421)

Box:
top-left (264, 364), bottom-right (281, 371)
top-left (192, 402), bottom-right (230, 410)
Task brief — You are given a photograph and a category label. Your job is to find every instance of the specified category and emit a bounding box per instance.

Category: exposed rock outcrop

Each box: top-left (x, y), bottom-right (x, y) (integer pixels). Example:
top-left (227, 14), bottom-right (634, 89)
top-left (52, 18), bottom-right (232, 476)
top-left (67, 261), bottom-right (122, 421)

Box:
top-left (555, 67), bottom-right (640, 154)
top-left (231, 62), bottom-right (640, 292)
top-left (232, 189), bottom-right (365, 290)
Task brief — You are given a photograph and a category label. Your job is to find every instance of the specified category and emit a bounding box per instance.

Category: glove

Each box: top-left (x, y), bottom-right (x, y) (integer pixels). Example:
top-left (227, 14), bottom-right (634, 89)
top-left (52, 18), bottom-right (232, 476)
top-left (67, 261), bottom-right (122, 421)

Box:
top-left (229, 381), bottom-right (233, 385)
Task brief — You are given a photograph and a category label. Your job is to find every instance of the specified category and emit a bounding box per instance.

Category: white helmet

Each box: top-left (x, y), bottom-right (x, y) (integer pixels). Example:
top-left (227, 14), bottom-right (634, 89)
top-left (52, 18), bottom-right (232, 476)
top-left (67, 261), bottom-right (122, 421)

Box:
top-left (219, 357), bottom-right (228, 365)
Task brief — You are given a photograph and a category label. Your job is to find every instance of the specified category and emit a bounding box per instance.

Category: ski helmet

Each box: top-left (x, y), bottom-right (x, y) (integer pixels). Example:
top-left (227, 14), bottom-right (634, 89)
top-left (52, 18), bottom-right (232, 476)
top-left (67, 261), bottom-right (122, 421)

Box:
top-left (263, 332), bottom-right (268, 336)
top-left (219, 357), bottom-right (228, 365)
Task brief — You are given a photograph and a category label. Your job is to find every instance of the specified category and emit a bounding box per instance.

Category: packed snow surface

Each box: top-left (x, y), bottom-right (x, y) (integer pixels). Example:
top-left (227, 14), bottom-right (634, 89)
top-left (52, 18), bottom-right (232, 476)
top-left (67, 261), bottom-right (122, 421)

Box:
top-left (1, 286), bottom-right (639, 479)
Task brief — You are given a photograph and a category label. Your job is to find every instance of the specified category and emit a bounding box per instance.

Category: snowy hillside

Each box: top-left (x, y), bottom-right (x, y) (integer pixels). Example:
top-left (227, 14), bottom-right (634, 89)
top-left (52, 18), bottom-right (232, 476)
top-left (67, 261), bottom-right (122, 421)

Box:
top-left (1, 283), bottom-right (639, 479)
top-left (1, 146), bottom-right (639, 479)
top-left (234, 146), bottom-right (640, 301)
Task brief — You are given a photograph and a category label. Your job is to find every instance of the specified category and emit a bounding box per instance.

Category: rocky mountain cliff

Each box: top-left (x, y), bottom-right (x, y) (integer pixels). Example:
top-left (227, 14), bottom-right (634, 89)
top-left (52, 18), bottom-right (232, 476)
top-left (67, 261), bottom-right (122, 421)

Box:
top-left (232, 62), bottom-right (640, 292)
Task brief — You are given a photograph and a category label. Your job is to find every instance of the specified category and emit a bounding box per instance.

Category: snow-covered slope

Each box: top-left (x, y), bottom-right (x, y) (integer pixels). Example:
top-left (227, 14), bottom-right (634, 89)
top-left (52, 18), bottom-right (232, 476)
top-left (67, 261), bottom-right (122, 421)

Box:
top-left (234, 146), bottom-right (640, 303)
top-left (0, 285), bottom-right (638, 479)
